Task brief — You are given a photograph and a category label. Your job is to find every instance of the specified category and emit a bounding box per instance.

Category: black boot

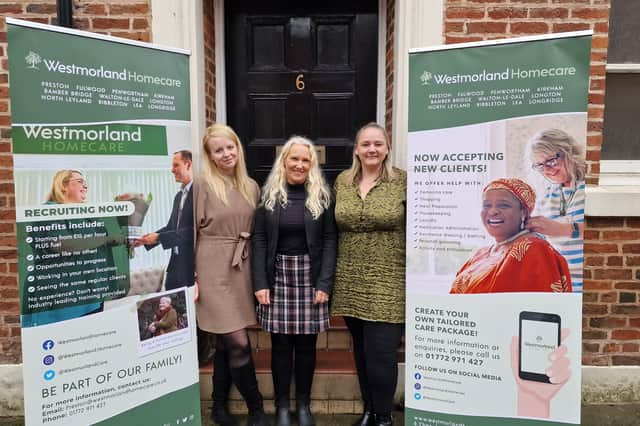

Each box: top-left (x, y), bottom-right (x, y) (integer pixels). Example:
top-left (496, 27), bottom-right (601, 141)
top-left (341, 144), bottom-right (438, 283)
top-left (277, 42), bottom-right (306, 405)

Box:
top-left (352, 405), bottom-right (373, 426)
top-left (230, 360), bottom-right (268, 426)
top-left (211, 350), bottom-right (236, 425)
top-left (373, 414), bottom-right (392, 426)
top-left (275, 401), bottom-right (291, 426)
top-left (296, 395), bottom-right (315, 426)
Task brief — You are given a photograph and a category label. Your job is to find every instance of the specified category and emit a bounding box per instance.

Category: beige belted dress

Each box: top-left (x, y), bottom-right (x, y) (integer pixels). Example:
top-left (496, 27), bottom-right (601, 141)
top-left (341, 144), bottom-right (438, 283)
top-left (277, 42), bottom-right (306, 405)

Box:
top-left (193, 175), bottom-right (260, 334)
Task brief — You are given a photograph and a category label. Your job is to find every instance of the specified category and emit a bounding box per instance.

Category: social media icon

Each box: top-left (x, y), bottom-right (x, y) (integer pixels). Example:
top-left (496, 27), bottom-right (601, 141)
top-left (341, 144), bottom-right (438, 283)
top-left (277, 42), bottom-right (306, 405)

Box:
top-left (414, 393), bottom-right (421, 400)
top-left (42, 340), bottom-right (55, 351)
top-left (43, 355), bottom-right (55, 366)
top-left (414, 383), bottom-right (421, 390)
top-left (414, 372), bottom-right (421, 380)
top-left (43, 370), bottom-right (55, 381)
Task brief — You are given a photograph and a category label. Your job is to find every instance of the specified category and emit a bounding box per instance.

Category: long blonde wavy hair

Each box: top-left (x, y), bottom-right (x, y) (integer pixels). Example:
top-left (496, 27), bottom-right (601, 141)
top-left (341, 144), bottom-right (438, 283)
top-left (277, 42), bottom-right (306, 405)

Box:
top-left (201, 124), bottom-right (256, 208)
top-left (340, 122), bottom-right (396, 186)
top-left (261, 136), bottom-right (330, 219)
top-left (47, 169), bottom-right (83, 203)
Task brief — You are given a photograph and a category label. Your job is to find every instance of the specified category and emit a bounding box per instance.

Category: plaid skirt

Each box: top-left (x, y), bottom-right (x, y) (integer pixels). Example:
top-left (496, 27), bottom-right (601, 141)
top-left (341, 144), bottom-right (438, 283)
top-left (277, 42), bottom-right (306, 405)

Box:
top-left (257, 253), bottom-right (329, 334)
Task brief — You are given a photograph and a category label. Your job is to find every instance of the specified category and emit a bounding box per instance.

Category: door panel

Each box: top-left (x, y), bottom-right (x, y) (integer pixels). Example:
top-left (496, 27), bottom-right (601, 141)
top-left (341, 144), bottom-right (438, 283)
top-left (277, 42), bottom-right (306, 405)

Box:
top-left (225, 0), bottom-right (378, 185)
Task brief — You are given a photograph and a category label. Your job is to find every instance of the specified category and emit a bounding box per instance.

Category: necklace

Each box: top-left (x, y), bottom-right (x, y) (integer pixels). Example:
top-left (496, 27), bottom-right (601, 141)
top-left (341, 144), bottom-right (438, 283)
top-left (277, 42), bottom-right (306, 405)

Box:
top-left (489, 230), bottom-right (530, 255)
top-left (558, 184), bottom-right (576, 216)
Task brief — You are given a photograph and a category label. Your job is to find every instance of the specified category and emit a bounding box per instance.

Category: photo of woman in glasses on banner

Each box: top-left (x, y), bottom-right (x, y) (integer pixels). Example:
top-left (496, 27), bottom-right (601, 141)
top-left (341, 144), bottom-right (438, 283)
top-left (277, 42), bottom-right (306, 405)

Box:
top-left (525, 129), bottom-right (585, 292)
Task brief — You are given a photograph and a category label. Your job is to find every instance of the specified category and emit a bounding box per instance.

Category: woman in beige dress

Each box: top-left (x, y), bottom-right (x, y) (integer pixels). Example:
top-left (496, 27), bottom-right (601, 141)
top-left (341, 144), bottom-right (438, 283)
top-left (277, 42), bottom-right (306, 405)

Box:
top-left (194, 124), bottom-right (267, 426)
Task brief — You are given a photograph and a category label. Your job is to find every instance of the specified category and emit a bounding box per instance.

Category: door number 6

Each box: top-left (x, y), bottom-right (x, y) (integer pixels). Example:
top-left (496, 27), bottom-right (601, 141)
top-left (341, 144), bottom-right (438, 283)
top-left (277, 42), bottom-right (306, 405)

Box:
top-left (295, 74), bottom-right (305, 91)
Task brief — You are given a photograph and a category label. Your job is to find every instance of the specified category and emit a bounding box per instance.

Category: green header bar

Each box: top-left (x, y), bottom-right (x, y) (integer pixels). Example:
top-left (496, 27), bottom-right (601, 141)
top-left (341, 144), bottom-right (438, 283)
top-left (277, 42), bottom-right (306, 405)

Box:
top-left (12, 124), bottom-right (168, 155)
top-left (409, 35), bottom-right (591, 131)
top-left (8, 23), bottom-right (190, 123)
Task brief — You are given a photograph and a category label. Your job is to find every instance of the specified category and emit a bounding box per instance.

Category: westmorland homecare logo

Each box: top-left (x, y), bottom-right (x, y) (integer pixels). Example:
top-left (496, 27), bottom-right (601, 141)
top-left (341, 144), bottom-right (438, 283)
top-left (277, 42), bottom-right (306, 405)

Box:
top-left (23, 50), bottom-right (183, 88)
top-left (419, 65), bottom-right (578, 86)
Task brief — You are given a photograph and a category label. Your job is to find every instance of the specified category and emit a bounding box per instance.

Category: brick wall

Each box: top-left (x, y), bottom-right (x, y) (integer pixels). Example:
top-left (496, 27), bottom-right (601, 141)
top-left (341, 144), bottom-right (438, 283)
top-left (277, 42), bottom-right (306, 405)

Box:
top-left (203, 1), bottom-right (216, 127)
top-left (442, 0), bottom-right (639, 367)
top-left (0, 0), bottom-right (152, 364)
top-left (583, 217), bottom-right (640, 366)
top-left (385, 0), bottom-right (395, 140)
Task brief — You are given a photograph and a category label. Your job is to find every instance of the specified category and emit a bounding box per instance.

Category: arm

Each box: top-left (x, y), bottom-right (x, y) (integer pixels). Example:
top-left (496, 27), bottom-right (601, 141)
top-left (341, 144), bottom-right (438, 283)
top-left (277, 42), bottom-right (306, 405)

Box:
top-left (153, 309), bottom-right (177, 332)
top-left (314, 198), bottom-right (337, 296)
top-left (251, 206), bottom-right (270, 296)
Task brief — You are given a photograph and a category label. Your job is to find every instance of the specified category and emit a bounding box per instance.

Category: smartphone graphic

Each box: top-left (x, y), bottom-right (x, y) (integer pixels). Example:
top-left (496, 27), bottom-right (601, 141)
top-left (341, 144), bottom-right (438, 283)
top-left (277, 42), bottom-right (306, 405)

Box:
top-left (518, 311), bottom-right (561, 383)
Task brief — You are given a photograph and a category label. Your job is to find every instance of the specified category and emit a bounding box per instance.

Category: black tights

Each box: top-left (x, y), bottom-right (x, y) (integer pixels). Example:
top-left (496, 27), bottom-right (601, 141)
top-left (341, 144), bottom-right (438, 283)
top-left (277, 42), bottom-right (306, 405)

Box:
top-left (270, 333), bottom-right (318, 406)
top-left (216, 329), bottom-right (252, 368)
top-left (344, 316), bottom-right (403, 416)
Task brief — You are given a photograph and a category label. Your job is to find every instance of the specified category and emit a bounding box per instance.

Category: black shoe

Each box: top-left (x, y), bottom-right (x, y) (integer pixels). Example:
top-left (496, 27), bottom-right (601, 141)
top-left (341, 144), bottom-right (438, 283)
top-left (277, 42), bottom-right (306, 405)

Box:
top-left (211, 403), bottom-right (237, 426)
top-left (352, 409), bottom-right (373, 426)
top-left (296, 403), bottom-right (315, 426)
top-left (248, 408), bottom-right (270, 426)
top-left (275, 406), bottom-right (291, 426)
top-left (373, 414), bottom-right (392, 426)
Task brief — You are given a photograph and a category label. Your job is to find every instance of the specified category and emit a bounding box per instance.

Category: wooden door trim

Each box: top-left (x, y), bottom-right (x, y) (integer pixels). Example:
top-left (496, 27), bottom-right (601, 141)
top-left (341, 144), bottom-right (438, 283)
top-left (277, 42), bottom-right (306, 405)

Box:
top-left (214, 0), bottom-right (387, 126)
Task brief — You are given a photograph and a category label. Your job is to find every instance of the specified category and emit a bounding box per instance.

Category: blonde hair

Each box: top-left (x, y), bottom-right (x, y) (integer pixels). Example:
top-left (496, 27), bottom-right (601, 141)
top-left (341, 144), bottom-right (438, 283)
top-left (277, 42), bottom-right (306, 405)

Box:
top-left (201, 124), bottom-right (256, 208)
top-left (340, 122), bottom-right (396, 186)
top-left (261, 136), bottom-right (330, 219)
top-left (525, 129), bottom-right (585, 184)
top-left (47, 169), bottom-right (82, 203)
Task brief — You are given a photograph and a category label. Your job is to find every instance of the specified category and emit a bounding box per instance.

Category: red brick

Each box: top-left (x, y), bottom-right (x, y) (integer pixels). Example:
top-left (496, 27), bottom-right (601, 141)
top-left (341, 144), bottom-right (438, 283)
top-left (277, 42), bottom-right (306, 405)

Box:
top-left (0, 301), bottom-right (18, 314)
top-left (590, 317), bottom-right (626, 329)
top-left (614, 282), bottom-right (640, 291)
top-left (510, 22), bottom-right (549, 34)
top-left (583, 342), bottom-right (600, 353)
top-left (487, 7), bottom-right (527, 19)
top-left (592, 36), bottom-right (609, 50)
top-left (25, 4), bottom-right (57, 14)
top-left (584, 243), bottom-right (618, 254)
top-left (553, 22), bottom-right (590, 32)
top-left (445, 36), bottom-right (484, 45)
top-left (612, 305), bottom-right (640, 315)
top-left (584, 230), bottom-right (600, 240)
top-left (0, 5), bottom-right (23, 14)
top-left (446, 7), bottom-right (485, 20)
top-left (0, 288), bottom-right (17, 299)
top-left (622, 244), bottom-right (640, 254)
top-left (622, 343), bottom-right (640, 352)
top-left (466, 22), bottom-right (508, 34)
top-left (594, 22), bottom-right (609, 34)
top-left (612, 356), bottom-right (640, 366)
top-left (627, 257), bottom-right (640, 266)
top-left (585, 256), bottom-right (603, 266)
top-left (582, 355), bottom-right (609, 366)
top-left (92, 18), bottom-right (131, 30)
top-left (601, 343), bottom-right (620, 353)
top-left (583, 280), bottom-right (612, 290)
top-left (593, 269), bottom-right (632, 280)
top-left (583, 304), bottom-right (609, 315)
top-left (600, 292), bottom-right (617, 303)
top-left (445, 22), bottom-right (464, 33)
top-left (587, 218), bottom-right (624, 229)
top-left (606, 256), bottom-right (623, 267)
top-left (530, 8), bottom-right (568, 19)
top-left (627, 218), bottom-right (640, 228)
top-left (583, 330), bottom-right (607, 340)
top-left (629, 318), bottom-right (640, 328)
top-left (132, 18), bottom-right (148, 30)
top-left (583, 292), bottom-right (598, 303)
top-left (109, 4), bottom-right (150, 15)
top-left (77, 4), bottom-right (106, 15)
top-left (572, 8), bottom-right (610, 20)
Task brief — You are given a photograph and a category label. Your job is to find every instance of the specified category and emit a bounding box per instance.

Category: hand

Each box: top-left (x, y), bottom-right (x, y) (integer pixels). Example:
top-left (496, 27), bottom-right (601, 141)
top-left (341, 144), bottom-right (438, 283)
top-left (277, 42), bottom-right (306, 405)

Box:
top-left (314, 290), bottom-right (329, 304)
top-left (510, 328), bottom-right (571, 418)
top-left (526, 216), bottom-right (571, 238)
top-left (148, 323), bottom-right (156, 333)
top-left (194, 281), bottom-right (199, 302)
top-left (133, 232), bottom-right (159, 247)
top-left (255, 289), bottom-right (270, 305)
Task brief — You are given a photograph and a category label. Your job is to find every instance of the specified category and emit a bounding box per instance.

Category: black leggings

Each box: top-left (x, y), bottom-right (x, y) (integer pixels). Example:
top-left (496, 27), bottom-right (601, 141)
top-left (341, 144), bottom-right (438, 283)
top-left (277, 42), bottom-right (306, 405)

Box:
top-left (344, 316), bottom-right (404, 416)
top-left (270, 333), bottom-right (318, 405)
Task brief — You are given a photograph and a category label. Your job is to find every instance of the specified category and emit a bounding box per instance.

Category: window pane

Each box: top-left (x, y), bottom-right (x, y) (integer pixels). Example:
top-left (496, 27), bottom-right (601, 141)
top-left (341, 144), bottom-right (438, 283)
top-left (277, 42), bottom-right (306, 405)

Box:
top-left (601, 74), bottom-right (640, 160)
top-left (608, 0), bottom-right (640, 63)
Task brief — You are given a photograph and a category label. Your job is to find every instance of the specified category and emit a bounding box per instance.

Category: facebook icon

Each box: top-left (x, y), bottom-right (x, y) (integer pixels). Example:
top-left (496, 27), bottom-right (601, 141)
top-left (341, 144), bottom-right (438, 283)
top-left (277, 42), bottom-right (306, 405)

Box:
top-left (42, 340), bottom-right (55, 351)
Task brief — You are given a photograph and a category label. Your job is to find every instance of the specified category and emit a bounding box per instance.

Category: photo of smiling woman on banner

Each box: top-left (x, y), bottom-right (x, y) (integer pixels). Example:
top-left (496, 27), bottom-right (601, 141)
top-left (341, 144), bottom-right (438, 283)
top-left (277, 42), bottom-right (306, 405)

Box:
top-left (450, 178), bottom-right (571, 294)
top-left (524, 129), bottom-right (585, 293)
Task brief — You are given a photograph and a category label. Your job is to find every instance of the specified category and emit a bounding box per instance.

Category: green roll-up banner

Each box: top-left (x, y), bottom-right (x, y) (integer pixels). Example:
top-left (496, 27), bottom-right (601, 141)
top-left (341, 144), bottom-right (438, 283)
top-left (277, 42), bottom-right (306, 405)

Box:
top-left (406, 32), bottom-right (591, 425)
top-left (8, 18), bottom-right (201, 426)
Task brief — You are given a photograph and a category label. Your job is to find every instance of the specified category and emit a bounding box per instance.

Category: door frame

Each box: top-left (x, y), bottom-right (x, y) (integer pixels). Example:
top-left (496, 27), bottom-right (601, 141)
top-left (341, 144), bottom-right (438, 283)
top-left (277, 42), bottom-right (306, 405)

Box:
top-left (213, 0), bottom-right (388, 127)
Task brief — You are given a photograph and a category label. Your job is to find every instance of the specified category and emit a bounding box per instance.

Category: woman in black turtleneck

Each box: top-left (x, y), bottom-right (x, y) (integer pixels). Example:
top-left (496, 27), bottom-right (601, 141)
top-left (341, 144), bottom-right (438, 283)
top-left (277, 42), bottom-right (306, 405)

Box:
top-left (252, 136), bottom-right (337, 426)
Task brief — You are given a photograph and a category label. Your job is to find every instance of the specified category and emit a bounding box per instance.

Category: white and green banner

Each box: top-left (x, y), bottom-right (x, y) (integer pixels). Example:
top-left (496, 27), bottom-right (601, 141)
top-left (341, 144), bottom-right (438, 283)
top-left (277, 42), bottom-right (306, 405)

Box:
top-left (406, 32), bottom-right (591, 425)
top-left (8, 18), bottom-right (200, 425)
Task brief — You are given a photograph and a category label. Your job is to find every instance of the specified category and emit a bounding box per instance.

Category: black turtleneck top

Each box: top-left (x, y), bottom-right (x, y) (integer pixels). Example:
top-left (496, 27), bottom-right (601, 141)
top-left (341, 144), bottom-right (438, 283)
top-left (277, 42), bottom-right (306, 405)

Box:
top-left (277, 184), bottom-right (308, 255)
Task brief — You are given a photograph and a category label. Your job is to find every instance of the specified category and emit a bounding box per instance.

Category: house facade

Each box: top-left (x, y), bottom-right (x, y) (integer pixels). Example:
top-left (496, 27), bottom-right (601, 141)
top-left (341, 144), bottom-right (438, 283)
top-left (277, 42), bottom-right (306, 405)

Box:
top-left (1, 0), bottom-right (638, 416)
